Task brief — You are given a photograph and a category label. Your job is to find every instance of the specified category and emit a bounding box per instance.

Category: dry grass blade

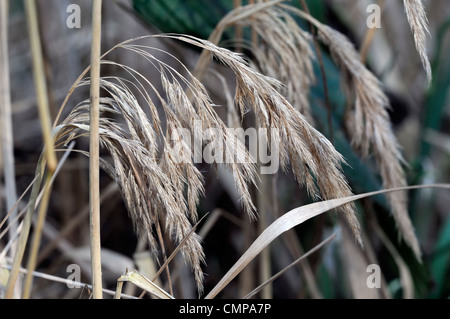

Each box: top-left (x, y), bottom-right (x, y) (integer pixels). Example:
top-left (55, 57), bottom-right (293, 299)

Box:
top-left (243, 231), bottom-right (337, 299)
top-left (403, 0), bottom-right (432, 84)
top-left (4, 142), bottom-right (74, 298)
top-left (88, 0), bottom-right (103, 299)
top-left (0, 144), bottom-right (73, 246)
top-left (4, 156), bottom-right (45, 298)
top-left (116, 270), bottom-right (174, 299)
top-left (205, 184), bottom-right (450, 299)
top-left (22, 173), bottom-right (52, 299)
top-left (0, 175), bottom-right (39, 232)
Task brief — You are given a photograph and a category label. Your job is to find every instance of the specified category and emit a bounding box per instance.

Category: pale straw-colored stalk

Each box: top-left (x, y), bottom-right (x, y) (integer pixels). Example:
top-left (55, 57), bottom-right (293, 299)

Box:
top-left (52, 31), bottom-right (362, 293)
top-left (0, 0), bottom-right (18, 260)
top-left (23, 0), bottom-right (57, 173)
top-left (89, 0), bottom-right (104, 299)
top-left (5, 0), bottom-right (58, 298)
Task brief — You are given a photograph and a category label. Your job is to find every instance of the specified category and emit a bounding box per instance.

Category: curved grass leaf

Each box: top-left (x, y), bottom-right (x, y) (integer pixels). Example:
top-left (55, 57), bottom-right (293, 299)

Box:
top-left (116, 270), bottom-right (174, 299)
top-left (205, 184), bottom-right (450, 299)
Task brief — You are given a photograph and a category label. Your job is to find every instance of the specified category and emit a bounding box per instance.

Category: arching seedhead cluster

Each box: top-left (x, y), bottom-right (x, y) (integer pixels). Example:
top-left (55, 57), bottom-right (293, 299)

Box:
top-left (236, 2), bottom-right (428, 260)
top-left (52, 0), bottom-right (431, 293)
top-left (53, 34), bottom-right (360, 293)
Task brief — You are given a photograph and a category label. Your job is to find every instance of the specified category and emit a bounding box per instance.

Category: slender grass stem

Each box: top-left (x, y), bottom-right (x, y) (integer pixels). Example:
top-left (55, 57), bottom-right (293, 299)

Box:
top-left (24, 0), bottom-right (57, 173)
top-left (89, 0), bottom-right (103, 299)
top-left (5, 0), bottom-right (57, 297)
top-left (257, 125), bottom-right (272, 298)
top-left (1, 264), bottom-right (138, 299)
top-left (244, 232), bottom-right (337, 299)
top-left (22, 173), bottom-right (52, 298)
top-left (0, 0), bottom-right (19, 257)
top-left (10, 1), bottom-right (59, 297)
top-left (257, 174), bottom-right (272, 298)
top-left (4, 158), bottom-right (45, 298)
top-left (4, 144), bottom-right (73, 298)
top-left (155, 221), bottom-right (173, 296)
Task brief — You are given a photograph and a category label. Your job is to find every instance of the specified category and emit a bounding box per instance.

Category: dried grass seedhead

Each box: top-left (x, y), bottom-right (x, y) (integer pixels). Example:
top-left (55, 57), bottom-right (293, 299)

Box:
top-left (282, 6), bottom-right (421, 259)
top-left (318, 24), bottom-right (420, 259)
top-left (55, 78), bottom-right (208, 292)
top-left (234, 5), bottom-right (316, 121)
top-left (54, 33), bottom-right (265, 293)
top-left (403, 0), bottom-right (432, 84)
top-left (55, 25), bottom-right (365, 292)
top-left (174, 34), bottom-right (361, 245)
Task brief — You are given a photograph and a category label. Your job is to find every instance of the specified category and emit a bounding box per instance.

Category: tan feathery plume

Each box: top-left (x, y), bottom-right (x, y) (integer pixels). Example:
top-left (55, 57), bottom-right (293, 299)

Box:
top-left (55, 78), bottom-right (207, 292)
top-left (54, 31), bottom-right (363, 293)
top-left (185, 3), bottom-right (361, 245)
top-left (118, 43), bottom-right (259, 217)
top-left (172, 34), bottom-right (362, 246)
top-left (54, 39), bottom-right (261, 292)
top-left (403, 0), bottom-right (432, 84)
top-left (283, 6), bottom-right (421, 260)
top-left (235, 5), bottom-right (316, 121)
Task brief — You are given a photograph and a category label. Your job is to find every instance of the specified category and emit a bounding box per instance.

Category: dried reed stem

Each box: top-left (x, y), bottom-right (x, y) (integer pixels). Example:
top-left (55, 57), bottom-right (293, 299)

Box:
top-left (24, 0), bottom-right (57, 173)
top-left (257, 173), bottom-right (272, 298)
top-left (155, 221), bottom-right (174, 296)
top-left (21, 0), bottom-right (59, 296)
top-left (22, 173), bottom-right (52, 298)
top-left (5, 158), bottom-right (45, 298)
top-left (5, 0), bottom-right (58, 298)
top-left (0, 0), bottom-right (18, 256)
top-left (89, 0), bottom-right (103, 299)
top-left (250, 0), bottom-right (272, 298)
top-left (0, 0), bottom-right (20, 298)
top-left (3, 143), bottom-right (73, 298)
